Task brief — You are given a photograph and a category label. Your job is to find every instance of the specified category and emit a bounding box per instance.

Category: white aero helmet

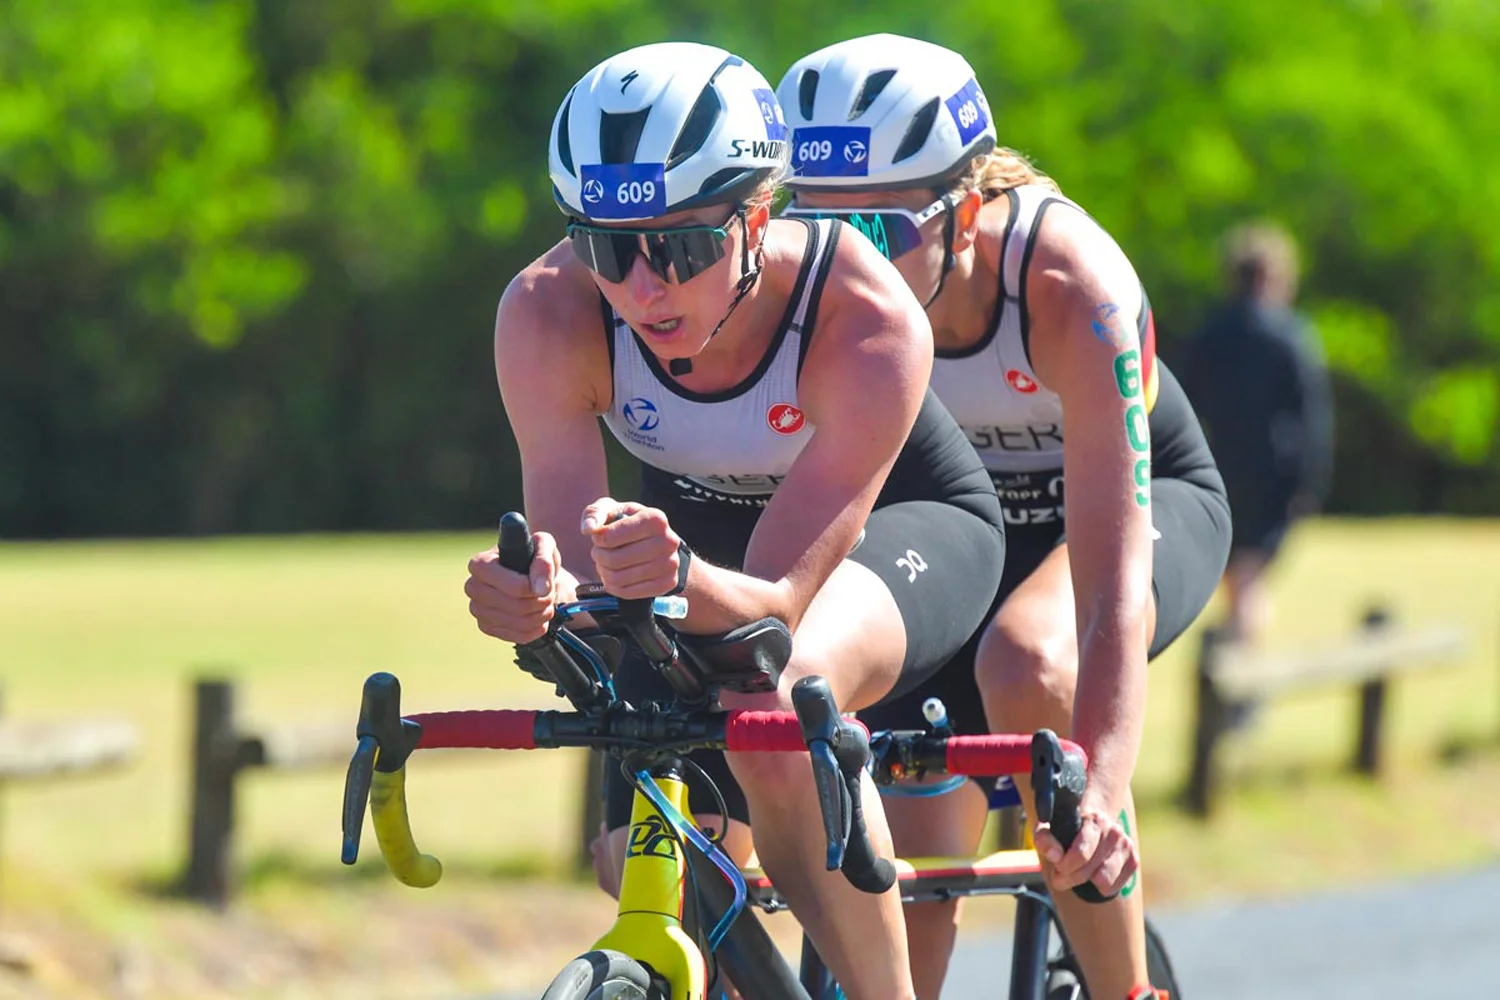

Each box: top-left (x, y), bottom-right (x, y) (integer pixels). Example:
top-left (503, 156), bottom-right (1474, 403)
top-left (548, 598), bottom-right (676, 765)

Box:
top-left (550, 42), bottom-right (790, 222)
top-left (776, 34), bottom-right (997, 191)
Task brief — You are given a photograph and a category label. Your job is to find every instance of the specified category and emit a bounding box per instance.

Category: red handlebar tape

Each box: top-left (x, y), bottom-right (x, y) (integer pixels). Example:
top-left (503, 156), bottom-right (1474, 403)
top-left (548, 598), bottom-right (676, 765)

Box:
top-left (410, 710), bottom-right (538, 749)
top-left (946, 734), bottom-right (1088, 775)
top-left (405, 708), bottom-right (1086, 775)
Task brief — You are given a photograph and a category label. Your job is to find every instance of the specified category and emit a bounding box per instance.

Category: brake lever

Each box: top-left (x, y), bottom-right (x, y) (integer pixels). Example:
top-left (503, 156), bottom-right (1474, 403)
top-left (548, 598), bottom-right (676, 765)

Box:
top-left (1030, 728), bottom-right (1112, 904)
top-left (340, 735), bottom-right (378, 864)
top-left (792, 676), bottom-right (896, 894)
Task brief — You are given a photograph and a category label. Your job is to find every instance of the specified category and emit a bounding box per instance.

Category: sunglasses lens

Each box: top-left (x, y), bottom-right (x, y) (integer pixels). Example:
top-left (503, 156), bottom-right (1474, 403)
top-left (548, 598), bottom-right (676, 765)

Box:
top-left (569, 228), bottom-right (637, 283)
top-left (571, 226), bottom-right (729, 284)
top-left (650, 228), bottom-right (728, 281)
top-left (837, 212), bottom-right (925, 261)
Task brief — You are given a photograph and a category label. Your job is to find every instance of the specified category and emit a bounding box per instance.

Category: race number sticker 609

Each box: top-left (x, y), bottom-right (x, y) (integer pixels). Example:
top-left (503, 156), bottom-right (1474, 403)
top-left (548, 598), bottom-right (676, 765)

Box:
top-left (579, 162), bottom-right (667, 219)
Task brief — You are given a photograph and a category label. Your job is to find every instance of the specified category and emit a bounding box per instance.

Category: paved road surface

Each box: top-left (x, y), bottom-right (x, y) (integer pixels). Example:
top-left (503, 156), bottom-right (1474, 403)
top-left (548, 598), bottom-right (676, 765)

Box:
top-left (942, 864), bottom-right (1500, 998)
top-left (472, 865), bottom-right (1500, 998)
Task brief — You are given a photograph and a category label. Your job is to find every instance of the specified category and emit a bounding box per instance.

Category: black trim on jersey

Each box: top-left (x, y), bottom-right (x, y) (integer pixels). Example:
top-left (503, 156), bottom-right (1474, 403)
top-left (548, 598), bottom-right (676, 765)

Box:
top-left (598, 293), bottom-right (617, 373)
top-left (796, 219), bottom-right (842, 378)
top-left (935, 187), bottom-right (1020, 361)
top-left (1017, 196), bottom-right (1060, 369)
top-left (623, 218), bottom-right (820, 404)
top-left (1137, 282), bottom-right (1152, 339)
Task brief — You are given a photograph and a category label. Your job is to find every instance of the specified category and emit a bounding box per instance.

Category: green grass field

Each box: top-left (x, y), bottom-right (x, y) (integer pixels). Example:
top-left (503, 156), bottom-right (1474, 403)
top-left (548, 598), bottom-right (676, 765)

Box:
top-left (2, 519), bottom-right (1498, 997)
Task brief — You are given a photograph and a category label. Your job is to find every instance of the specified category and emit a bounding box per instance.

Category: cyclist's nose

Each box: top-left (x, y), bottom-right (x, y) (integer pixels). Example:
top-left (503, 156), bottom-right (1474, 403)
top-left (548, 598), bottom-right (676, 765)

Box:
top-left (622, 252), bottom-right (670, 306)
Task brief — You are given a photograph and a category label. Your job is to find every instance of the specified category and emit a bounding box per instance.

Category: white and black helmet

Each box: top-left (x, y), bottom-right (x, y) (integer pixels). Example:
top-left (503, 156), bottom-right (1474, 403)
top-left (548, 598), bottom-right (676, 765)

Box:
top-left (549, 42), bottom-right (790, 222)
top-left (776, 34), bottom-right (997, 191)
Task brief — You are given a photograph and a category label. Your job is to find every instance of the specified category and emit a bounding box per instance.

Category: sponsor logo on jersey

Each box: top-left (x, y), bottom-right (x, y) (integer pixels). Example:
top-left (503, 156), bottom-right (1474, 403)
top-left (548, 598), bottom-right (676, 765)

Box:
top-left (966, 423), bottom-right (1063, 453)
top-left (1006, 369), bottom-right (1039, 393)
top-left (767, 403), bottom-right (805, 435)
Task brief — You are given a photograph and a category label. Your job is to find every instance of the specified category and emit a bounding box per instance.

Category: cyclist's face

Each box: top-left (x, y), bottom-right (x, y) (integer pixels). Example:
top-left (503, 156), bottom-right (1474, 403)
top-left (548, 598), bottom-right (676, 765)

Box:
top-left (585, 205), bottom-right (754, 363)
top-left (788, 188), bottom-right (950, 300)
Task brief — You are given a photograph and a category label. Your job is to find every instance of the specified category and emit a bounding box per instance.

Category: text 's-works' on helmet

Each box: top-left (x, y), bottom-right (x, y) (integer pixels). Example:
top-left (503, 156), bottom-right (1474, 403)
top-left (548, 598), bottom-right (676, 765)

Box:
top-left (550, 43), bottom-right (792, 222)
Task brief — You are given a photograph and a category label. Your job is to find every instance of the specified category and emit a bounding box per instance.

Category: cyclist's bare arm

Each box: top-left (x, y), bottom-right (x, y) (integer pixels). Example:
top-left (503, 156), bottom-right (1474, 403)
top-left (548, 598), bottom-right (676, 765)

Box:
top-left (491, 245), bottom-right (615, 612)
top-left (1026, 207), bottom-right (1153, 812)
top-left (671, 229), bottom-right (934, 636)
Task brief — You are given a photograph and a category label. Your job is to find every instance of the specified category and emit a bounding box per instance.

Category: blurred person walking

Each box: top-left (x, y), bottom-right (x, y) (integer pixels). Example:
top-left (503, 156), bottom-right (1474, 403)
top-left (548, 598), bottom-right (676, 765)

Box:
top-left (1181, 222), bottom-right (1334, 645)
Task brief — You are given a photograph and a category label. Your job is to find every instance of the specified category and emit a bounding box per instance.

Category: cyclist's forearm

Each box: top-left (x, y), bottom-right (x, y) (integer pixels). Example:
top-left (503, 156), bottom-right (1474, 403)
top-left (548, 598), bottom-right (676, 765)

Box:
top-left (675, 559), bottom-right (798, 636)
top-left (1071, 620), bottom-right (1148, 811)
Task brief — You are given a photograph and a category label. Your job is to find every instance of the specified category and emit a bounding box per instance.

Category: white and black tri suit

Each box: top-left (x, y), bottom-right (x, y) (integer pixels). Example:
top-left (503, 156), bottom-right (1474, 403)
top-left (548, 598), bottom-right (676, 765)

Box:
top-left (860, 185), bottom-right (1233, 762)
top-left (598, 219), bottom-right (1006, 829)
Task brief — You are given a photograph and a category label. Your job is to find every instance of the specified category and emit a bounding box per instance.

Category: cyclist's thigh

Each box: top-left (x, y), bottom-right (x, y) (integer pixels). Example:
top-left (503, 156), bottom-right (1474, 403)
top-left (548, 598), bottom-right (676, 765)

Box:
top-left (858, 624), bottom-right (997, 797)
top-left (838, 500), bottom-right (1005, 706)
top-left (1147, 474), bottom-right (1233, 659)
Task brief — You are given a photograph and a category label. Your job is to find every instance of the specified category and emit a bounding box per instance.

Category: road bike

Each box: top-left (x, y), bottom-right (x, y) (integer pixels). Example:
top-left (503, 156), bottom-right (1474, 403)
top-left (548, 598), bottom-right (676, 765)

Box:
top-left (340, 513), bottom-right (1177, 999)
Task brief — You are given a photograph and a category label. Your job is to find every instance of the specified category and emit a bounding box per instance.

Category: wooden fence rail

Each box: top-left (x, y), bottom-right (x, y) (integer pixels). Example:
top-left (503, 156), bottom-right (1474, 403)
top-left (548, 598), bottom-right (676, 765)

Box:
top-left (1185, 604), bottom-right (1469, 817)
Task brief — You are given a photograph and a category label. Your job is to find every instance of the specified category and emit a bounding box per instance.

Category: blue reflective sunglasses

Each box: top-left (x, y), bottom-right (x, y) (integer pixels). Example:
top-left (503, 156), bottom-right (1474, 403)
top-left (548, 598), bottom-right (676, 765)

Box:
top-left (781, 196), bottom-right (950, 260)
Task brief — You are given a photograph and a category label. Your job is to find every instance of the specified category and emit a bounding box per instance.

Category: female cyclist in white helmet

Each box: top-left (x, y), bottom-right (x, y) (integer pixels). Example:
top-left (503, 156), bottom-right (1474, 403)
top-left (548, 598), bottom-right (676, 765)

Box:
top-left (778, 33), bottom-right (1230, 1000)
top-left (465, 41), bottom-right (1009, 1000)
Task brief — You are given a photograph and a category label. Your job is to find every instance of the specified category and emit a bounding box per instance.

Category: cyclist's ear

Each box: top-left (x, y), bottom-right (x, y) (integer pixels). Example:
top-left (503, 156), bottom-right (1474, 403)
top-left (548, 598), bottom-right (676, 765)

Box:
top-left (745, 199), bottom-right (772, 250)
top-left (950, 189), bottom-right (984, 254)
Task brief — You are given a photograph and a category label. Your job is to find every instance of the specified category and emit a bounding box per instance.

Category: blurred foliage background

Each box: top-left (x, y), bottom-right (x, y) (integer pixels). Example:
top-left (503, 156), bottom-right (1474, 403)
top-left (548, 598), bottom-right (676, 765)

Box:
top-left (3, 0), bottom-right (1498, 538)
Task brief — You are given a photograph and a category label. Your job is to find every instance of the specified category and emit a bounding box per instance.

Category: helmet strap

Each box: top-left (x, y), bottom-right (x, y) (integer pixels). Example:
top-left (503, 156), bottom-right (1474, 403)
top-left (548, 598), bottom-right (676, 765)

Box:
top-left (921, 193), bottom-right (959, 310)
top-left (669, 209), bottom-right (762, 377)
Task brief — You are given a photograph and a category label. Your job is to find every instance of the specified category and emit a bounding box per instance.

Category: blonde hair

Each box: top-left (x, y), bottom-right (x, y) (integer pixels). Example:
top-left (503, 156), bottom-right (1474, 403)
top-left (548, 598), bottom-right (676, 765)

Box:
top-left (949, 147), bottom-right (1060, 202)
top-left (743, 174), bottom-right (781, 214)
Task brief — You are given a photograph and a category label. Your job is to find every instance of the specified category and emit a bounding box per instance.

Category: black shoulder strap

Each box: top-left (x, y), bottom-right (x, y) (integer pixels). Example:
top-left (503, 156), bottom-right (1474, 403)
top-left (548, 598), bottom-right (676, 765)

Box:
top-left (796, 219), bottom-right (843, 376)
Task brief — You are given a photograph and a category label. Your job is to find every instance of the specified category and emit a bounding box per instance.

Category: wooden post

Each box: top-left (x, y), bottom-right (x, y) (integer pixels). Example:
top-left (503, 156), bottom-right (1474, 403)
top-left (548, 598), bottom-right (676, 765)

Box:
top-left (185, 678), bottom-right (238, 907)
top-left (577, 749), bottom-right (605, 874)
top-left (1354, 605), bottom-right (1392, 775)
top-left (1186, 627), bottom-right (1229, 818)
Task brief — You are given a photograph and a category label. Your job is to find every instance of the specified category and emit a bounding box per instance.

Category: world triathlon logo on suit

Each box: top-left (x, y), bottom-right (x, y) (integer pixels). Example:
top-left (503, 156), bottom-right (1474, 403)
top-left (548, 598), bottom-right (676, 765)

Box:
top-left (621, 396), bottom-right (665, 452)
top-left (623, 397), bottom-right (659, 432)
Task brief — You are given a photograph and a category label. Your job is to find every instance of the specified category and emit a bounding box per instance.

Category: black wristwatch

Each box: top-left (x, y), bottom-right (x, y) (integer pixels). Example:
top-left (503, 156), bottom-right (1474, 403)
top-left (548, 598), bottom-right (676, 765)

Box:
top-left (665, 540), bottom-right (693, 597)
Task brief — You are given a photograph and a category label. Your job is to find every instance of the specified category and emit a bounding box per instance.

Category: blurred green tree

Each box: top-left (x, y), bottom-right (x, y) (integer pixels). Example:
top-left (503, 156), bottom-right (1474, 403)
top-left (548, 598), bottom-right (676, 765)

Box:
top-left (1, 0), bottom-right (1496, 535)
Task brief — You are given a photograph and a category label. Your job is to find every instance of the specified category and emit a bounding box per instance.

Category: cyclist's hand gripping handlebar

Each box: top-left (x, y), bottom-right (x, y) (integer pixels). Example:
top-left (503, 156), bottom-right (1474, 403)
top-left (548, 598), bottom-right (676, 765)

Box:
top-left (339, 672), bottom-right (442, 887)
top-left (1030, 728), bottom-right (1114, 904)
top-left (791, 676), bottom-right (897, 894)
top-left (499, 512), bottom-right (612, 711)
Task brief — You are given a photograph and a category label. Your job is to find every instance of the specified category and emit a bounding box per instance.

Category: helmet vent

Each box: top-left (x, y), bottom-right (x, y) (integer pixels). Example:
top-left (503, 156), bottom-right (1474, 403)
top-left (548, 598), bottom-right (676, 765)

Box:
top-left (668, 84), bottom-right (723, 170)
top-left (555, 91), bottom-right (575, 176)
top-left (708, 54), bottom-right (744, 83)
top-left (891, 96), bottom-right (940, 164)
top-left (848, 69), bottom-right (896, 120)
top-left (599, 108), bottom-right (651, 165)
top-left (798, 69), bottom-right (820, 121)
top-left (698, 166), bottom-right (750, 199)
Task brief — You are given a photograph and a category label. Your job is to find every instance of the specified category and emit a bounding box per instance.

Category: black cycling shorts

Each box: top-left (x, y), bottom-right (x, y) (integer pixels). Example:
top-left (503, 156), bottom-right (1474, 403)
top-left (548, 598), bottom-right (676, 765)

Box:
top-left (602, 499), bottom-right (1005, 831)
top-left (858, 471), bottom-right (1231, 791)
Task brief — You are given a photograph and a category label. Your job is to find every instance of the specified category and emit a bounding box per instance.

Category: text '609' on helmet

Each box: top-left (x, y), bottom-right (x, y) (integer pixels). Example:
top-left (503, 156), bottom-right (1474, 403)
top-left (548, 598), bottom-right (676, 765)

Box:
top-left (776, 34), bottom-right (997, 192)
top-left (550, 42), bottom-right (791, 223)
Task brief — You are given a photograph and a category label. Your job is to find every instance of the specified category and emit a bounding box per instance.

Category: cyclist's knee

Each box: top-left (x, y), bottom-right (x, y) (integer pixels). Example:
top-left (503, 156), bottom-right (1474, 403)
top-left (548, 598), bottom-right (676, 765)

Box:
top-left (975, 614), bottom-right (1078, 722)
top-left (724, 738), bottom-right (805, 801)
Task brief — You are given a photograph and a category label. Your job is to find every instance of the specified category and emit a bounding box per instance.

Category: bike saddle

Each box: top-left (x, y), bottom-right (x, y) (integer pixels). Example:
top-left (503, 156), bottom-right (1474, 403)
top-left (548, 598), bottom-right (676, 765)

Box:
top-left (678, 617), bottom-right (791, 694)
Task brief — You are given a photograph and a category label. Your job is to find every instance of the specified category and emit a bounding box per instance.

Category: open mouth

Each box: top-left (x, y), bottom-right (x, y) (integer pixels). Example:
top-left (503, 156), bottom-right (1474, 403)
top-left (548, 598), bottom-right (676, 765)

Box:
top-left (642, 318), bottom-right (682, 335)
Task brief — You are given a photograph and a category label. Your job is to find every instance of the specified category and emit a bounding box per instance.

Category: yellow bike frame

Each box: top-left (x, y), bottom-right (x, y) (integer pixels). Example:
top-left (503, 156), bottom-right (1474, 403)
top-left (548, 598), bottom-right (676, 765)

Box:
top-left (371, 757), bottom-right (710, 998)
top-left (592, 774), bottom-right (707, 1000)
